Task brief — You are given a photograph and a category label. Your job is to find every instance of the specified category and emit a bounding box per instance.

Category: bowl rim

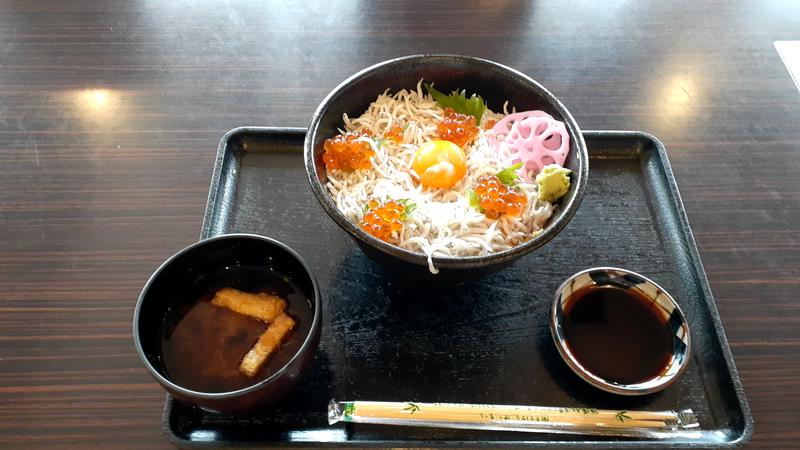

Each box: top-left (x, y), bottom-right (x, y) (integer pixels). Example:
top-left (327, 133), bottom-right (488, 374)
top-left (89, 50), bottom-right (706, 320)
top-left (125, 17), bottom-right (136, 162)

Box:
top-left (304, 54), bottom-right (588, 270)
top-left (549, 266), bottom-right (692, 396)
top-left (132, 233), bottom-right (322, 400)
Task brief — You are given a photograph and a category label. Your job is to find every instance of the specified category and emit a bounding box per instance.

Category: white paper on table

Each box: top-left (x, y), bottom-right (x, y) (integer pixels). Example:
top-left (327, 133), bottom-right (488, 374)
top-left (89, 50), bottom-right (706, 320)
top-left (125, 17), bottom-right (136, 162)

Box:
top-left (775, 41), bottom-right (800, 94)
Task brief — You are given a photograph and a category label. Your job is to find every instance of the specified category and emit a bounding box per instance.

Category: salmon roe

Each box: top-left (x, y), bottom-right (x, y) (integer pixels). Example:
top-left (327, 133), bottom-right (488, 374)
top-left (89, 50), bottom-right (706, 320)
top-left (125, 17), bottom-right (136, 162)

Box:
top-left (437, 108), bottom-right (478, 147)
top-left (384, 125), bottom-right (404, 142)
top-left (474, 175), bottom-right (527, 219)
top-left (483, 118), bottom-right (497, 130)
top-left (359, 199), bottom-right (407, 243)
top-left (322, 131), bottom-right (374, 171)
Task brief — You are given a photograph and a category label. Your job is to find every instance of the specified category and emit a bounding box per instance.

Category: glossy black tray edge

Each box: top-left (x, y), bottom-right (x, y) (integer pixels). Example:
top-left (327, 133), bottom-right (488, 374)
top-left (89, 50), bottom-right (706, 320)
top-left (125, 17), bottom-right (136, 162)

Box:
top-left (162, 127), bottom-right (753, 449)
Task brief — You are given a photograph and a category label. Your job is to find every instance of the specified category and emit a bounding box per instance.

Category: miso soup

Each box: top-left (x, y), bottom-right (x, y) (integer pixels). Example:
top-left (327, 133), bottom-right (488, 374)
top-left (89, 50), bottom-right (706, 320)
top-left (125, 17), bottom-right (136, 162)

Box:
top-left (159, 265), bottom-right (312, 393)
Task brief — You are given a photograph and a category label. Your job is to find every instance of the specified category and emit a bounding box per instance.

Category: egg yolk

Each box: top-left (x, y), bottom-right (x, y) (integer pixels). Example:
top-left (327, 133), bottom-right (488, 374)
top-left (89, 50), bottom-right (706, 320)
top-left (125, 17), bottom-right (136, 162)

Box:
top-left (412, 140), bottom-right (467, 189)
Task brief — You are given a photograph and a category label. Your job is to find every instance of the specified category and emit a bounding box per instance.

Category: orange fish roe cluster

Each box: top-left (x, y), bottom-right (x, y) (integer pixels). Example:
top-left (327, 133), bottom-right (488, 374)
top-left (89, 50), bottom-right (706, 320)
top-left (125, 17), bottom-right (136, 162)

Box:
top-left (384, 125), bottom-right (404, 142)
top-left (474, 176), bottom-right (527, 219)
top-left (322, 131), bottom-right (374, 171)
top-left (359, 199), bottom-right (406, 243)
top-left (437, 108), bottom-right (479, 147)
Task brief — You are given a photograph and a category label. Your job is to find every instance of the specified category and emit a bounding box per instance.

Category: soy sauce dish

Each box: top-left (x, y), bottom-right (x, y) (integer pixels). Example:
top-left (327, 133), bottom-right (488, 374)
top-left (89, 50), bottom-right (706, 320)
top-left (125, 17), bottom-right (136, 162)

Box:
top-left (550, 267), bottom-right (691, 395)
top-left (133, 234), bottom-right (321, 414)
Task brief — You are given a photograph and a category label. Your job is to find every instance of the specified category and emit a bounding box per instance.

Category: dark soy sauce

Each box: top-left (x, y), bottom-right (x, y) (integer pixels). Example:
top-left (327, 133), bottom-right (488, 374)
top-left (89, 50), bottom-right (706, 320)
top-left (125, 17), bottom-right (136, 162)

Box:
top-left (159, 266), bottom-right (312, 393)
top-left (562, 285), bottom-right (673, 385)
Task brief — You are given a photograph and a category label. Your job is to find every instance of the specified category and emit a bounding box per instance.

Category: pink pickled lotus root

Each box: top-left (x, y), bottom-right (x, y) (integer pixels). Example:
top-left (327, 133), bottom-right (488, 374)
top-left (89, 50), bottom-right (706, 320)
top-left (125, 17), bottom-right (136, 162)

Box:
top-left (486, 111), bottom-right (570, 181)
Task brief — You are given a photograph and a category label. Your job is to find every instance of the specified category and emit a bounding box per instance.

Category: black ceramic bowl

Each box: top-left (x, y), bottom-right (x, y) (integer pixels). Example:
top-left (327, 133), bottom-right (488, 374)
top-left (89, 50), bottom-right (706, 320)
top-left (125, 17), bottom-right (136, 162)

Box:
top-left (133, 234), bottom-right (321, 414)
top-left (305, 54), bottom-right (588, 272)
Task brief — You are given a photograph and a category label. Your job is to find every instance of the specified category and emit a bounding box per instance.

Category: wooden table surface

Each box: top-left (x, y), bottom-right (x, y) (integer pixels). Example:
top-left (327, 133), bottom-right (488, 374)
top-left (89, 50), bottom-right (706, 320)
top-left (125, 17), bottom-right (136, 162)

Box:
top-left (1, 0), bottom-right (798, 448)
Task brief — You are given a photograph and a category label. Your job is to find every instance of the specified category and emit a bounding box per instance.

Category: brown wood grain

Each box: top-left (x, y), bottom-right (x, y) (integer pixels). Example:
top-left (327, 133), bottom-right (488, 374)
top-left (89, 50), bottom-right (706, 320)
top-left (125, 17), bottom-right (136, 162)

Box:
top-left (0, 0), bottom-right (798, 448)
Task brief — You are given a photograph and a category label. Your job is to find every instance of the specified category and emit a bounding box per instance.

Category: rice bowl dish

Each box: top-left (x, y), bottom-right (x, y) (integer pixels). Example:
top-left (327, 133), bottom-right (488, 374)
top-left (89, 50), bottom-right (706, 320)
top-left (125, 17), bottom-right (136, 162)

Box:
top-left (322, 80), bottom-right (575, 273)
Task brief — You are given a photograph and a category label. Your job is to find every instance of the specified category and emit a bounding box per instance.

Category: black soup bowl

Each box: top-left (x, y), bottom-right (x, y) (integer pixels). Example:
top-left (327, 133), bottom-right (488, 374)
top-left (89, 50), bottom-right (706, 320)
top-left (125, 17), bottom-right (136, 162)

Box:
top-left (304, 54), bottom-right (588, 272)
top-left (133, 234), bottom-right (321, 414)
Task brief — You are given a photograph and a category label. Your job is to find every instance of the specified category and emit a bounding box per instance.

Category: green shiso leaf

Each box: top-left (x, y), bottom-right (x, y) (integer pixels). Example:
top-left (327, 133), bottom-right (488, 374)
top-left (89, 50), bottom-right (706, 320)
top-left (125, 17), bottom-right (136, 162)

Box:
top-left (496, 162), bottom-right (524, 187)
top-left (424, 82), bottom-right (487, 123)
top-left (397, 198), bottom-right (417, 219)
top-left (468, 189), bottom-right (485, 213)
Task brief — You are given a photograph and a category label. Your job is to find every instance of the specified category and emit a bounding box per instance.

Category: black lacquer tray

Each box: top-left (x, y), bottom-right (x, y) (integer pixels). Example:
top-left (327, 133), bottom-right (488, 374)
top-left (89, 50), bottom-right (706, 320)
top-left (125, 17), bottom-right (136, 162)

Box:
top-left (163, 127), bottom-right (752, 448)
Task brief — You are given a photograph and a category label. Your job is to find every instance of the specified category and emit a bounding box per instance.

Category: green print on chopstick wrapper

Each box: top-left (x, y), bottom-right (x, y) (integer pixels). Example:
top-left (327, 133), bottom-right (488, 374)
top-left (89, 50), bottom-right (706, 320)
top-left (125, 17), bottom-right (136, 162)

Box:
top-left (342, 402), bottom-right (355, 421)
top-left (403, 403), bottom-right (420, 414)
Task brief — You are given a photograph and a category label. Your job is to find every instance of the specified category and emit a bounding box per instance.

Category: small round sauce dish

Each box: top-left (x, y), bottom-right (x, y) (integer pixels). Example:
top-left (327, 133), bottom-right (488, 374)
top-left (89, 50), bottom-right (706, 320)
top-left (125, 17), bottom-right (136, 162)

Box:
top-left (550, 267), bottom-right (691, 396)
